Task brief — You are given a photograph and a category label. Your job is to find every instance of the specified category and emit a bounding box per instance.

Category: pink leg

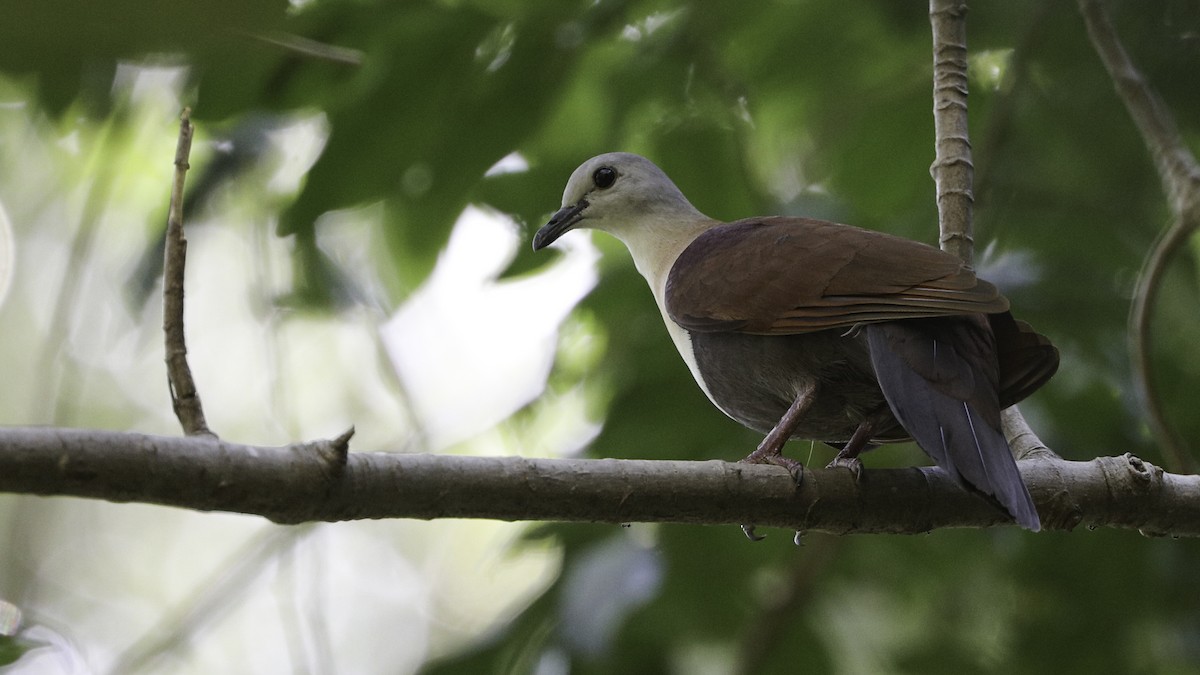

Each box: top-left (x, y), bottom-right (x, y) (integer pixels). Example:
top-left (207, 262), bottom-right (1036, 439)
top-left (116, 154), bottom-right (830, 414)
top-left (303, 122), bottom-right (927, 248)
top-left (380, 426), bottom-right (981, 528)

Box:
top-left (739, 382), bottom-right (815, 483)
top-left (825, 419), bottom-right (876, 479)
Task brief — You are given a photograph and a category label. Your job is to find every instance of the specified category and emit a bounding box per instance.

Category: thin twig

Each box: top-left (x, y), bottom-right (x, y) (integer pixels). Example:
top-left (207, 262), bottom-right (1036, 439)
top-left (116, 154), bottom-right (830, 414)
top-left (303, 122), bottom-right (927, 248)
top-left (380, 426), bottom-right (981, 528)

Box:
top-left (929, 0), bottom-right (975, 265)
top-left (1002, 406), bottom-right (1059, 461)
top-left (1128, 217), bottom-right (1196, 473)
top-left (1079, 0), bottom-right (1200, 473)
top-left (162, 108), bottom-right (214, 438)
top-left (929, 0), bottom-right (1056, 461)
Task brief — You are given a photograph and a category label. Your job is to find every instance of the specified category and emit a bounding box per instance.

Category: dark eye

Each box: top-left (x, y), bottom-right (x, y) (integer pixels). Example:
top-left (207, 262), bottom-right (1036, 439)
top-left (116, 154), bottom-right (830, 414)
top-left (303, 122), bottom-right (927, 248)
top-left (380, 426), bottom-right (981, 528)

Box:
top-left (593, 166), bottom-right (617, 189)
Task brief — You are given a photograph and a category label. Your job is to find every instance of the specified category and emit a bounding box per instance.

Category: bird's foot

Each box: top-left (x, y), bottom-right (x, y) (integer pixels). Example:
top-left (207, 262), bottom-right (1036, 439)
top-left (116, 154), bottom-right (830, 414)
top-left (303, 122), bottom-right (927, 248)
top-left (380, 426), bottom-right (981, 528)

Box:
top-left (740, 446), bottom-right (805, 485)
top-left (738, 524), bottom-right (806, 545)
top-left (737, 445), bottom-right (805, 542)
top-left (824, 418), bottom-right (875, 480)
top-left (826, 454), bottom-right (864, 480)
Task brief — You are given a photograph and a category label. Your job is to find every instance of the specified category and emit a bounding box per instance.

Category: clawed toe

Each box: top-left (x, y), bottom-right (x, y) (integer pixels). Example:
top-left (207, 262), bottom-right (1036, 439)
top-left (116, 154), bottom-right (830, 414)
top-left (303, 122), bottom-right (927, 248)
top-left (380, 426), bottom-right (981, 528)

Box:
top-left (826, 455), bottom-right (864, 480)
top-left (737, 447), bottom-right (805, 542)
top-left (740, 449), bottom-right (805, 486)
top-left (741, 524), bottom-right (766, 541)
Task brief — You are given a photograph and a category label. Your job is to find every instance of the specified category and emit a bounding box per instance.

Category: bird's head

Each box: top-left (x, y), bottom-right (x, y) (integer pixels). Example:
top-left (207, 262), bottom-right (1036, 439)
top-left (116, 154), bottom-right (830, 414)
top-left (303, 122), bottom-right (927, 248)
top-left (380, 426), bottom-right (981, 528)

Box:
top-left (532, 152), bottom-right (704, 251)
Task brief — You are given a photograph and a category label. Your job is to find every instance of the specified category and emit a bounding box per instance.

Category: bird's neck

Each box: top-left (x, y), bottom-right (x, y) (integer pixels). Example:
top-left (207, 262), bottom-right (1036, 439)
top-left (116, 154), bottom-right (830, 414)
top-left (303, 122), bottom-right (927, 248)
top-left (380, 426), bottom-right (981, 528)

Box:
top-left (610, 214), bottom-right (720, 305)
top-left (608, 212), bottom-right (726, 410)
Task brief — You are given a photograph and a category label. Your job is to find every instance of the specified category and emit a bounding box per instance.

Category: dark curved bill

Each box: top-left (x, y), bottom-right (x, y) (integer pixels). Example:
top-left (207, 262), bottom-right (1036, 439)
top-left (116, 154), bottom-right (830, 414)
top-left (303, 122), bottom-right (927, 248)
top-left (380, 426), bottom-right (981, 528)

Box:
top-left (532, 200), bottom-right (589, 250)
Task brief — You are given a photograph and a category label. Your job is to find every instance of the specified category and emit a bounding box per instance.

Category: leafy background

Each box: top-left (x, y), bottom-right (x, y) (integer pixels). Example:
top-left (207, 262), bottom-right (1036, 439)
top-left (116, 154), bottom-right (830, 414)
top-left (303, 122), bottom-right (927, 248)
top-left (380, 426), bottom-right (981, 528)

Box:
top-left (0, 0), bottom-right (1198, 673)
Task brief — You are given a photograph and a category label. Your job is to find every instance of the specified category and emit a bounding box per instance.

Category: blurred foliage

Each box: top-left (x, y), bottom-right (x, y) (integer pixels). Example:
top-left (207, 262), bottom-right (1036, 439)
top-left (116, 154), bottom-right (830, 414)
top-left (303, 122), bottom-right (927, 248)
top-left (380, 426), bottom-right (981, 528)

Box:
top-left (0, 636), bottom-right (31, 667)
top-left (2, 0), bottom-right (1200, 673)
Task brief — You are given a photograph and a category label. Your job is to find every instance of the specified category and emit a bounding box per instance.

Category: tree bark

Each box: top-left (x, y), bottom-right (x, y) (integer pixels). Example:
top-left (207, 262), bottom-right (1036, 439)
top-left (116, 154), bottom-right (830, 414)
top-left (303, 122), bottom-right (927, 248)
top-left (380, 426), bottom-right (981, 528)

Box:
top-left (2, 427), bottom-right (1197, 536)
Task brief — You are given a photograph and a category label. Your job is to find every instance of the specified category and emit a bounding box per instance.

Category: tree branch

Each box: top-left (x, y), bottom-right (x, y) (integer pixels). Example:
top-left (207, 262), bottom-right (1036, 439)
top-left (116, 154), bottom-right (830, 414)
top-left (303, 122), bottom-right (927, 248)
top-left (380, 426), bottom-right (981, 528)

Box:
top-left (929, 0), bottom-right (976, 265)
top-left (1128, 216), bottom-right (1197, 473)
top-left (1, 427), bottom-right (1197, 536)
top-left (1078, 0), bottom-right (1200, 473)
top-left (162, 108), bottom-right (213, 438)
top-left (930, 0), bottom-right (1059, 462)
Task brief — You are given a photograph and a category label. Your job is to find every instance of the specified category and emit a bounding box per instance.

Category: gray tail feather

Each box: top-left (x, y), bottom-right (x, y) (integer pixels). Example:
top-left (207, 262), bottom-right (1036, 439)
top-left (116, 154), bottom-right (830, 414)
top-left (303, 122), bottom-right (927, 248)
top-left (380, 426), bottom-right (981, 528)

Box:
top-left (866, 322), bottom-right (1041, 531)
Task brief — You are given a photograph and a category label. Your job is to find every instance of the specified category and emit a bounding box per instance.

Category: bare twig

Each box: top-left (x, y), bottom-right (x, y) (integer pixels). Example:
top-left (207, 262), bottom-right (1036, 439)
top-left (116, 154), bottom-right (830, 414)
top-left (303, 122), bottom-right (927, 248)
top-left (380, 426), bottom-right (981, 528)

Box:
top-left (1, 427), bottom-right (1198, 536)
top-left (929, 0), bottom-right (976, 265)
top-left (162, 108), bottom-right (214, 438)
top-left (1129, 217), bottom-right (1196, 472)
top-left (930, 0), bottom-right (1058, 461)
top-left (1079, 0), bottom-right (1200, 473)
top-left (1002, 406), bottom-right (1058, 460)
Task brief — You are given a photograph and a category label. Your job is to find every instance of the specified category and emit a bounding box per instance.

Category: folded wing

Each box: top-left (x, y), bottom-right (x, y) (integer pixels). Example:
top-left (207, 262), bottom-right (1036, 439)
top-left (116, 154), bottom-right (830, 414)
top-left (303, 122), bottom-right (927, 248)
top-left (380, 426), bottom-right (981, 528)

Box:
top-left (665, 217), bottom-right (1009, 334)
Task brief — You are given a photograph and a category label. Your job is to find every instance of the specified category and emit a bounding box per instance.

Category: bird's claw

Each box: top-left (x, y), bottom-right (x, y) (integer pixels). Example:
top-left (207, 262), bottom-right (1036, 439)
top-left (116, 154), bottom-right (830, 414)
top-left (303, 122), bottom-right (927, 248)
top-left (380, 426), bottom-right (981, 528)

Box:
top-left (737, 447), bottom-right (806, 542)
top-left (741, 524), bottom-right (766, 542)
top-left (826, 455), bottom-right (864, 480)
top-left (739, 450), bottom-right (805, 486)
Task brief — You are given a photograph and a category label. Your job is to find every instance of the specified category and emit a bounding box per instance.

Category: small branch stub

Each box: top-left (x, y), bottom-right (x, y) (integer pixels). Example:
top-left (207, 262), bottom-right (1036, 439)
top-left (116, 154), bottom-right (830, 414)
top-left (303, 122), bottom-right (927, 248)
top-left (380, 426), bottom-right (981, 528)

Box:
top-left (162, 108), bottom-right (214, 438)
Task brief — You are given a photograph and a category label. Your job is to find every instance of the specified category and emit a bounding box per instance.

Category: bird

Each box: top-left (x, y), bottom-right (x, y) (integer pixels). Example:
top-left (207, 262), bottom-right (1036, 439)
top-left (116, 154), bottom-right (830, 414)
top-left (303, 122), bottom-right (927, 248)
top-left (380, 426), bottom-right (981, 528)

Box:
top-left (532, 152), bottom-right (1058, 531)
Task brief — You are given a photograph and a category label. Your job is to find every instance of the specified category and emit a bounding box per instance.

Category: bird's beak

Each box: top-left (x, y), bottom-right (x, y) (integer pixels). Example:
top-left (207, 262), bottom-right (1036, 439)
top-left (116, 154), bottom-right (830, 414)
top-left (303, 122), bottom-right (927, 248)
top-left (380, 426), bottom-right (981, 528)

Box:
top-left (533, 199), bottom-right (589, 250)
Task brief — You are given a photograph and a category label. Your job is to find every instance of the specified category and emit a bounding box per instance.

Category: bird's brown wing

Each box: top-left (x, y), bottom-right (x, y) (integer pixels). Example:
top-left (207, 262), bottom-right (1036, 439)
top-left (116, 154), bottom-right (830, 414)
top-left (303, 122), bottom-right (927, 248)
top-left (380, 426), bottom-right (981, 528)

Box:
top-left (665, 216), bottom-right (1009, 335)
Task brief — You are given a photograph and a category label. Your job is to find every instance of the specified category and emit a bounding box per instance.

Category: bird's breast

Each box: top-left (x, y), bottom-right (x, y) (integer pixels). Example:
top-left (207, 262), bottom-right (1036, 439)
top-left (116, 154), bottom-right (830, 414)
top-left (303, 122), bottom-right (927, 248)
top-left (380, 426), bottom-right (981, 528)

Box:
top-left (683, 329), bottom-right (895, 442)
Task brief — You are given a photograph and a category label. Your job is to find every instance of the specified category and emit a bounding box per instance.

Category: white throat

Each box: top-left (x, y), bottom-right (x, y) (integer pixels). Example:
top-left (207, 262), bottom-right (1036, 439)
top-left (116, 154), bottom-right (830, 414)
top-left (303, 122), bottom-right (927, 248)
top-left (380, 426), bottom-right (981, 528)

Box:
top-left (602, 214), bottom-right (726, 406)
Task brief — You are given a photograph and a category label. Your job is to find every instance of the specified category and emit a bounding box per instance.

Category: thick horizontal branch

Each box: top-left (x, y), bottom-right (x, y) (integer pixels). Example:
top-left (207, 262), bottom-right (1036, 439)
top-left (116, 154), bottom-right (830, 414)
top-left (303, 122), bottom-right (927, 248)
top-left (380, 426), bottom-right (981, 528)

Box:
top-left (1, 426), bottom-right (1198, 536)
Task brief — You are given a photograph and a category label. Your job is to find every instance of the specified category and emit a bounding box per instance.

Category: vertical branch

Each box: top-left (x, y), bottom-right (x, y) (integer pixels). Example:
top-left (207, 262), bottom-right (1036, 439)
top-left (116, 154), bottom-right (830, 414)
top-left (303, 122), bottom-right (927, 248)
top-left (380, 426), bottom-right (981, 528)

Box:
top-left (929, 0), bottom-right (975, 265)
top-left (163, 109), bottom-right (214, 438)
top-left (929, 1), bottom-right (1052, 460)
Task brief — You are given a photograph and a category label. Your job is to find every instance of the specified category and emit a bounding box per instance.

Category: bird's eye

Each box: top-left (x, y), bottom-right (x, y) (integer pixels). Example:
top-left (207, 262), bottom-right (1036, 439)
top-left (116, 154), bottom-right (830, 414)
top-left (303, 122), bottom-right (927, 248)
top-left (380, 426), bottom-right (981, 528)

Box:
top-left (593, 166), bottom-right (617, 189)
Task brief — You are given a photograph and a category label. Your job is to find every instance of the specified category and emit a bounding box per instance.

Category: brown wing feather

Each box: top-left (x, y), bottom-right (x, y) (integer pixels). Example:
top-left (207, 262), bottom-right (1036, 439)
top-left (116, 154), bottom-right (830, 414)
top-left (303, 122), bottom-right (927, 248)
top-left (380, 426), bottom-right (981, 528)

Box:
top-left (665, 217), bottom-right (1009, 335)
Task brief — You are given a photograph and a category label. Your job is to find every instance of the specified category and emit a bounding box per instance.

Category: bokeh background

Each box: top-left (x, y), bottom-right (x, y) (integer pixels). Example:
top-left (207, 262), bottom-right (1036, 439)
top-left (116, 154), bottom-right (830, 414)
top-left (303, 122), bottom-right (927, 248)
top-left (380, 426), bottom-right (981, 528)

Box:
top-left (1, 1), bottom-right (1199, 673)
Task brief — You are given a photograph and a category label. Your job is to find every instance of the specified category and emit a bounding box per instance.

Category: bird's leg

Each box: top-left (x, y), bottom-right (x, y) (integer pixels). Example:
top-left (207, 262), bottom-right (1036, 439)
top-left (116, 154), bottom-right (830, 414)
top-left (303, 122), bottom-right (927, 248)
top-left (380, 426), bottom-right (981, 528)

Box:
top-left (740, 382), bottom-right (815, 483)
top-left (737, 384), bottom-right (815, 543)
top-left (826, 419), bottom-right (876, 479)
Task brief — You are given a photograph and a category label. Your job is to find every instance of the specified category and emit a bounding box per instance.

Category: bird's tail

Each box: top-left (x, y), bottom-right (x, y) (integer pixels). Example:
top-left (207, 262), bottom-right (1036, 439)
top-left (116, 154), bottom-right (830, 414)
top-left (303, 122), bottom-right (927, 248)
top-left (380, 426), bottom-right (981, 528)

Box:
top-left (989, 312), bottom-right (1060, 409)
top-left (865, 320), bottom-right (1041, 531)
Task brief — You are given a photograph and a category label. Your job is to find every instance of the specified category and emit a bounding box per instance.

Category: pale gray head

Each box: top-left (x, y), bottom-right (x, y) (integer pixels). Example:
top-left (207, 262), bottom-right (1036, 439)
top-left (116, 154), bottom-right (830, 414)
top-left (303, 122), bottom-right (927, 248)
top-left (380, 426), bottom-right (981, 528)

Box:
top-left (532, 152), bottom-right (706, 250)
